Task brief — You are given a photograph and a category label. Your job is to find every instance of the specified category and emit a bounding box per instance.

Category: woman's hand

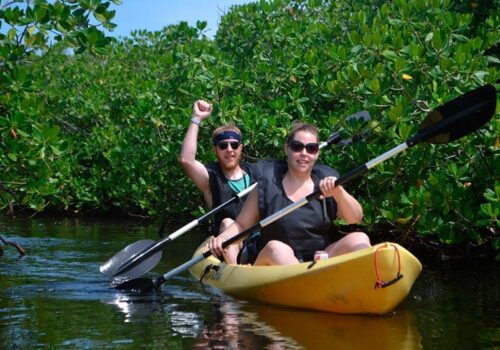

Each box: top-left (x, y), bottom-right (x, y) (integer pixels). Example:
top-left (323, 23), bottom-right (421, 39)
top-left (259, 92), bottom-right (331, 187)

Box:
top-left (319, 176), bottom-right (363, 223)
top-left (319, 176), bottom-right (341, 198)
top-left (207, 233), bottom-right (230, 258)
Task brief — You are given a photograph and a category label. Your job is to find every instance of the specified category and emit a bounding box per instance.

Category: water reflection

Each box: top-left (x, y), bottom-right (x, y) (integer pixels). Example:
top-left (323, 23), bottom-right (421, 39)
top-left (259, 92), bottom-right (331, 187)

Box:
top-left (106, 286), bottom-right (296, 349)
top-left (253, 305), bottom-right (421, 349)
top-left (189, 295), bottom-right (422, 349)
top-left (193, 301), bottom-right (295, 350)
top-left (114, 300), bottom-right (203, 337)
top-left (106, 281), bottom-right (210, 337)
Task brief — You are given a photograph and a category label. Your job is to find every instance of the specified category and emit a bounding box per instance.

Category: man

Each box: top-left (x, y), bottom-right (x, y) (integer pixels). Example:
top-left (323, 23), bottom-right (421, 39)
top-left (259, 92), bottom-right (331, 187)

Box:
top-left (179, 100), bottom-right (257, 264)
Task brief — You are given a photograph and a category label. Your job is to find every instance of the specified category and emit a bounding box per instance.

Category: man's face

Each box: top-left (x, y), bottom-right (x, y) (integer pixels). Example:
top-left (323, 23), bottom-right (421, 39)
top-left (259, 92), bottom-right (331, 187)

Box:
top-left (213, 139), bottom-right (242, 171)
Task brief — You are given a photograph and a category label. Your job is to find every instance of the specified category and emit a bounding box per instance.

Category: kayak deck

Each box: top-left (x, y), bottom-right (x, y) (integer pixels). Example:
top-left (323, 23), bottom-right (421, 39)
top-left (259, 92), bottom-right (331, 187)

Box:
top-left (189, 240), bottom-right (422, 314)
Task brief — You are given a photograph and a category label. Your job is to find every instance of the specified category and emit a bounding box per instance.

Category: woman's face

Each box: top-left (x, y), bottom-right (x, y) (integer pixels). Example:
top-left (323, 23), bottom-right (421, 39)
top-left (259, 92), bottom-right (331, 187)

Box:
top-left (285, 130), bottom-right (319, 173)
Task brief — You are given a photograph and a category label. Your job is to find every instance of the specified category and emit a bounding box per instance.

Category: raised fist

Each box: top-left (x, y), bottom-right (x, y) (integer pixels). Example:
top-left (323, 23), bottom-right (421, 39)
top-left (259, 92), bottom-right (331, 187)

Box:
top-left (192, 100), bottom-right (213, 120)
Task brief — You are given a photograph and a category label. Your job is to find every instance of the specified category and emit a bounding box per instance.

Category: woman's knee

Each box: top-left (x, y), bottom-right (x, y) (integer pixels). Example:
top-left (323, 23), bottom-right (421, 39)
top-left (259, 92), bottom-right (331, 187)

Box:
top-left (255, 240), bottom-right (297, 265)
top-left (327, 231), bottom-right (370, 256)
top-left (219, 218), bottom-right (235, 232)
top-left (348, 231), bottom-right (370, 246)
top-left (262, 240), bottom-right (294, 255)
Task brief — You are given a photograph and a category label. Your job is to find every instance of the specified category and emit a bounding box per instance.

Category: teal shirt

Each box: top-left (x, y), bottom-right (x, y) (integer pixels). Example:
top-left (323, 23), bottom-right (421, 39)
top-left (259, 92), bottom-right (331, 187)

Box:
top-left (228, 173), bottom-right (251, 193)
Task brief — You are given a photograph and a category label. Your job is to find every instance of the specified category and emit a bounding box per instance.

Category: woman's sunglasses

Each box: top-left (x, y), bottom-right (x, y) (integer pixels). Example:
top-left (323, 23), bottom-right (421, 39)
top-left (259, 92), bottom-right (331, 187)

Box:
top-left (217, 141), bottom-right (241, 150)
top-left (288, 140), bottom-right (319, 154)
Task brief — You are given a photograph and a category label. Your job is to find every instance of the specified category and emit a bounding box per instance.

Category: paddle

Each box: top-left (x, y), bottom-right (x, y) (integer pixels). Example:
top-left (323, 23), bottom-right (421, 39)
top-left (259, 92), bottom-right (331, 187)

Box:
top-left (100, 182), bottom-right (257, 279)
top-left (114, 84), bottom-right (496, 293)
top-left (319, 110), bottom-right (371, 148)
top-left (101, 110), bottom-right (373, 281)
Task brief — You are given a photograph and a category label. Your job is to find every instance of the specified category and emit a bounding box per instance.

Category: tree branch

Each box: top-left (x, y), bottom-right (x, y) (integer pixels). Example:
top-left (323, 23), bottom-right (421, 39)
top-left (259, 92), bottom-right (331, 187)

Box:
top-left (0, 235), bottom-right (26, 256)
top-left (1, 0), bottom-right (21, 10)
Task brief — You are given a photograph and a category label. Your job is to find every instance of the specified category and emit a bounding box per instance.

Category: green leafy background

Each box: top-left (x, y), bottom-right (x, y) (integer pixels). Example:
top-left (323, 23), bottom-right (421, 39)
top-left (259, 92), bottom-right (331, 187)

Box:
top-left (1, 0), bottom-right (499, 254)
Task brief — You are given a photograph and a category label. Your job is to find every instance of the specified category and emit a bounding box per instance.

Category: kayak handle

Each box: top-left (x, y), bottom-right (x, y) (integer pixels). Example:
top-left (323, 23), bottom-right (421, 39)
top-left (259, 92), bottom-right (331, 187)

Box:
top-left (374, 243), bottom-right (404, 289)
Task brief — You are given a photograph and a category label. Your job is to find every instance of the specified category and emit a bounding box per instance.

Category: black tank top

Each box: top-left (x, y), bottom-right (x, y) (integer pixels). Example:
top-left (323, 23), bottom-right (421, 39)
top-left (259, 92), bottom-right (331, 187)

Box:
top-left (256, 159), bottom-right (339, 260)
top-left (206, 162), bottom-right (257, 235)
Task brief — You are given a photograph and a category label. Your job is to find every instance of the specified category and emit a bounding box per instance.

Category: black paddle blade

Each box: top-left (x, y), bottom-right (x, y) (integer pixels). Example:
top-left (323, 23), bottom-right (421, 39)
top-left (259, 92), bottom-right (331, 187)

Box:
top-left (410, 84), bottom-right (497, 145)
top-left (99, 239), bottom-right (161, 279)
top-left (324, 110), bottom-right (371, 146)
top-left (112, 277), bottom-right (158, 293)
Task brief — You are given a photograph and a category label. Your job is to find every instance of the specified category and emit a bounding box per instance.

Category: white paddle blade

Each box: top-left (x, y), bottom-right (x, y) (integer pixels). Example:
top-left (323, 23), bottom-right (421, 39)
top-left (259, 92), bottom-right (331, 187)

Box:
top-left (100, 239), bottom-right (158, 277)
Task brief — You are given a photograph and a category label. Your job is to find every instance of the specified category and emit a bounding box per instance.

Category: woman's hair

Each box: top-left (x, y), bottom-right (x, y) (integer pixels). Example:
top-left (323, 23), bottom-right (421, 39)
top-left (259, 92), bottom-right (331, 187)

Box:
top-left (286, 122), bottom-right (319, 144)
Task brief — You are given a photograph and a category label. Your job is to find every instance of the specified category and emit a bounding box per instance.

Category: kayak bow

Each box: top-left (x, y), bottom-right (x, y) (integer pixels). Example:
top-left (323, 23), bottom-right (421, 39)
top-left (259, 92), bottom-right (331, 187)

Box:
top-left (190, 239), bottom-right (422, 314)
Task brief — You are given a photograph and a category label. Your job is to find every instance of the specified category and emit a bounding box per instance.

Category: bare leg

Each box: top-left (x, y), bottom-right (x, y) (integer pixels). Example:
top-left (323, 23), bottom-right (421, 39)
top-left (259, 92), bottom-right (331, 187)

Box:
top-left (253, 240), bottom-right (299, 266)
top-left (325, 231), bottom-right (370, 257)
top-left (219, 218), bottom-right (239, 264)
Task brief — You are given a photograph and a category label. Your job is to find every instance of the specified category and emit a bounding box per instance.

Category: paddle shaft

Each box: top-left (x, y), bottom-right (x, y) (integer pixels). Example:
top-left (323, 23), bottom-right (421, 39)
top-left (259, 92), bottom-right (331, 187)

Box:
top-left (111, 182), bottom-right (257, 277)
top-left (169, 182), bottom-right (257, 240)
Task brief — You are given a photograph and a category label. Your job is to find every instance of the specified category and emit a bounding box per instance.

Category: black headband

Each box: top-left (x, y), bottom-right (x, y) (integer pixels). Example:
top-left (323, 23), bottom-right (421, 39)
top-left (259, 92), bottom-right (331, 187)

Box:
top-left (212, 131), bottom-right (242, 145)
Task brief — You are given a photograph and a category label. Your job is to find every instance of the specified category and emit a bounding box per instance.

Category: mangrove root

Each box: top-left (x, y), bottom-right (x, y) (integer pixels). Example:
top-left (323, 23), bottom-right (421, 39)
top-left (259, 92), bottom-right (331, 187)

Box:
top-left (0, 235), bottom-right (26, 256)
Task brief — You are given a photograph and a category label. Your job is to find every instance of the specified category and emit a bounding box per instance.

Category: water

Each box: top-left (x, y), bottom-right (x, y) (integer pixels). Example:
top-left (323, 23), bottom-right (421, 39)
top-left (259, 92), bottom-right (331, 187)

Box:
top-left (0, 217), bottom-right (498, 349)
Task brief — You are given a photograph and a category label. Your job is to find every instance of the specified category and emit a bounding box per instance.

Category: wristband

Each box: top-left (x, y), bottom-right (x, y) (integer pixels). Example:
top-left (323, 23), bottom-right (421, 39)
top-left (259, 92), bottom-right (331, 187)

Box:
top-left (191, 117), bottom-right (201, 126)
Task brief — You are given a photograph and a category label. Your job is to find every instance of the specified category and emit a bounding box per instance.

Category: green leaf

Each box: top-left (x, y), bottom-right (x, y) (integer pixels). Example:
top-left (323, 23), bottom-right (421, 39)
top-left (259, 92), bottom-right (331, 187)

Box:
top-left (452, 34), bottom-right (469, 43)
top-left (94, 12), bottom-right (108, 23)
top-left (486, 56), bottom-right (500, 64)
top-left (382, 50), bottom-right (397, 61)
top-left (369, 78), bottom-right (380, 93)
top-left (432, 31), bottom-right (443, 50)
top-left (34, 5), bottom-right (48, 23)
top-left (7, 27), bottom-right (16, 40)
top-left (196, 20), bottom-right (207, 30)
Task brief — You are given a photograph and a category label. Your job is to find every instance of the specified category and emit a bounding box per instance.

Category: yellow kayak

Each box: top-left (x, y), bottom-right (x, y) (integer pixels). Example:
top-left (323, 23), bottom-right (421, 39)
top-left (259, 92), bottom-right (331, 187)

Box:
top-left (189, 240), bottom-right (422, 314)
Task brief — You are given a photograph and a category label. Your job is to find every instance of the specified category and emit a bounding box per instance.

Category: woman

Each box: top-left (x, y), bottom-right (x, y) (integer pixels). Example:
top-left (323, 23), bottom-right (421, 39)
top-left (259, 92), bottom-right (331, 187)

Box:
top-left (208, 123), bottom-right (370, 265)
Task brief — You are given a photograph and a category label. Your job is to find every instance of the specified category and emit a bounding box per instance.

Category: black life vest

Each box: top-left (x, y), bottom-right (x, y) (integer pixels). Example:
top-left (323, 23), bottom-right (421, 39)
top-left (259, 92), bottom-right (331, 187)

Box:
top-left (206, 162), bottom-right (257, 235)
top-left (255, 159), bottom-right (340, 261)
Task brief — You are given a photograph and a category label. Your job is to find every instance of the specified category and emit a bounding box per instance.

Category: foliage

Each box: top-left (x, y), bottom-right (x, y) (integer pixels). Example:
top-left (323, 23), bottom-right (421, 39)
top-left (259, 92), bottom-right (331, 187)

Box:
top-left (0, 0), bottom-right (120, 211)
top-left (0, 0), bottom-right (499, 251)
top-left (216, 0), bottom-right (500, 248)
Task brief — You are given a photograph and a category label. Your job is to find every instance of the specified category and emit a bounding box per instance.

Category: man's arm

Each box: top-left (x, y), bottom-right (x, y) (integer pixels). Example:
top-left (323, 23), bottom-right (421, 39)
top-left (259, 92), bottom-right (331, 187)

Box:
top-left (179, 100), bottom-right (213, 206)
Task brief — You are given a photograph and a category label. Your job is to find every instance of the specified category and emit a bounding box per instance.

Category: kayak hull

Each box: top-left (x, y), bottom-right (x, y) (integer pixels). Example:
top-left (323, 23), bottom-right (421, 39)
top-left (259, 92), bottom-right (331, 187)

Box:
top-left (189, 240), bottom-right (422, 314)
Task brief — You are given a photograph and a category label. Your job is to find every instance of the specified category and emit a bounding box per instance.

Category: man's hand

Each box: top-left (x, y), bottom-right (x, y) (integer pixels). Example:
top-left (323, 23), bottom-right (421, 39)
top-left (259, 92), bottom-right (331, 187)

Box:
top-left (192, 100), bottom-right (213, 120)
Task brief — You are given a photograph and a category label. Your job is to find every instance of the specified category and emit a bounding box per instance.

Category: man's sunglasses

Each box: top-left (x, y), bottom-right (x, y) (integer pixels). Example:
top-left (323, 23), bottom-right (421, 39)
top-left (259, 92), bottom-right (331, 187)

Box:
top-left (217, 141), bottom-right (241, 150)
top-left (288, 140), bottom-right (319, 154)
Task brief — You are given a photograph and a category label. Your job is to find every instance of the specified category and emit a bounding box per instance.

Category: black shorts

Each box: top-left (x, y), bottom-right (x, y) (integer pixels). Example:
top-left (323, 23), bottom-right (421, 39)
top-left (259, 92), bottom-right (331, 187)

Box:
top-left (237, 231), bottom-right (261, 264)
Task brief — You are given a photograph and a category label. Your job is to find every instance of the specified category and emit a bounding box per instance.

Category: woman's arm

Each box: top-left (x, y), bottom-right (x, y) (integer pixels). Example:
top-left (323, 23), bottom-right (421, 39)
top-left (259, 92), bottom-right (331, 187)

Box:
top-left (319, 176), bottom-right (363, 224)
